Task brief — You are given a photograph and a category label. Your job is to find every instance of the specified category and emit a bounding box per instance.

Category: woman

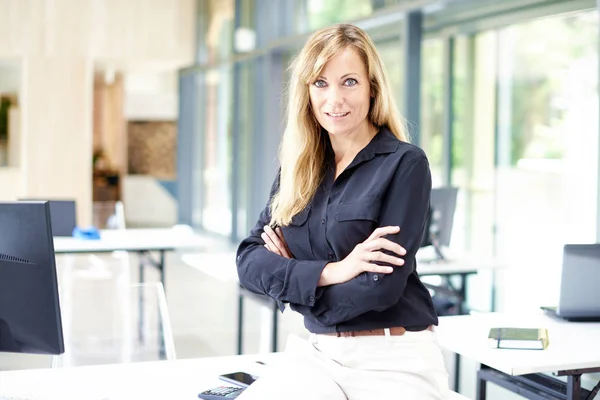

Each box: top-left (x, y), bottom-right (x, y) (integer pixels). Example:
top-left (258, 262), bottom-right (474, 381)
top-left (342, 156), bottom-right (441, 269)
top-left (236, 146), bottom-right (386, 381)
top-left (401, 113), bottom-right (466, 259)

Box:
top-left (236, 23), bottom-right (449, 399)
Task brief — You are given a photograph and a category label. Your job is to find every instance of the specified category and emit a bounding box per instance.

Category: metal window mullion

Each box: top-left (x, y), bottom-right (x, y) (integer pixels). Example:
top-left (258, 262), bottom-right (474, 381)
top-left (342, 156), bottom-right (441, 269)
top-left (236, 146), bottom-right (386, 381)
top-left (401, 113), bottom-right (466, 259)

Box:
top-left (596, 0), bottom-right (600, 242)
top-left (442, 36), bottom-right (454, 186)
top-left (403, 11), bottom-right (423, 146)
top-left (230, 0), bottom-right (243, 243)
top-left (176, 73), bottom-right (197, 226)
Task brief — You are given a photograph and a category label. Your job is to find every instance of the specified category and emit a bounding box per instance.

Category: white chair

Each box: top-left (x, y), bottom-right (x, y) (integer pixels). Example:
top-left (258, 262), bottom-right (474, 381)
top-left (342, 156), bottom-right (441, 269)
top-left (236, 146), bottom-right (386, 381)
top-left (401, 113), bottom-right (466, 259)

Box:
top-left (55, 282), bottom-right (176, 367)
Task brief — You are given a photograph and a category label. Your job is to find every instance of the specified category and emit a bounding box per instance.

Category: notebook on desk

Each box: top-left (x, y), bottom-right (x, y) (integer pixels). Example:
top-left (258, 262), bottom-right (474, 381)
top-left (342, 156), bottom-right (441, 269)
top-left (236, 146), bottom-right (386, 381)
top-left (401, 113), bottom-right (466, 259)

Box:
top-left (488, 327), bottom-right (549, 350)
top-left (540, 244), bottom-right (600, 322)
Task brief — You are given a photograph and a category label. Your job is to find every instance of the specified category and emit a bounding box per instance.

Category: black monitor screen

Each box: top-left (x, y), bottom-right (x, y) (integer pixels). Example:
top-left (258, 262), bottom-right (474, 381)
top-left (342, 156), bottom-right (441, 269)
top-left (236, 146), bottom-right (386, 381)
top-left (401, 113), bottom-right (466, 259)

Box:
top-left (0, 201), bottom-right (64, 355)
top-left (19, 199), bottom-right (76, 237)
top-left (421, 187), bottom-right (458, 249)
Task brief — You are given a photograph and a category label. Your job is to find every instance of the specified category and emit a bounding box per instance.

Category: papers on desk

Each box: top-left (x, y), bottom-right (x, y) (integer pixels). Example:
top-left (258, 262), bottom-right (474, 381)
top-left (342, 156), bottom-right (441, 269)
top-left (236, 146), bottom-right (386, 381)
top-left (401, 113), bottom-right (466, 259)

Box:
top-left (488, 327), bottom-right (550, 350)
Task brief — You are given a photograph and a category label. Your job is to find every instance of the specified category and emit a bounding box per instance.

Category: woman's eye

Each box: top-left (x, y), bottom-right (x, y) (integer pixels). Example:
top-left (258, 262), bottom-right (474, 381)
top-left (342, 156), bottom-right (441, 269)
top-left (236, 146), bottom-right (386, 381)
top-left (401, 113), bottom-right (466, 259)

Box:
top-left (313, 79), bottom-right (327, 88)
top-left (344, 78), bottom-right (358, 86)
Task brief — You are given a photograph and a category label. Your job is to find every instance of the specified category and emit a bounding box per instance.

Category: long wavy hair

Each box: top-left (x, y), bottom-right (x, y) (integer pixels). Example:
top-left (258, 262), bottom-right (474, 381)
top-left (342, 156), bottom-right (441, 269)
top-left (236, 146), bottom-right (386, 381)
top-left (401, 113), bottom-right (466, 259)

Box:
top-left (270, 24), bottom-right (408, 226)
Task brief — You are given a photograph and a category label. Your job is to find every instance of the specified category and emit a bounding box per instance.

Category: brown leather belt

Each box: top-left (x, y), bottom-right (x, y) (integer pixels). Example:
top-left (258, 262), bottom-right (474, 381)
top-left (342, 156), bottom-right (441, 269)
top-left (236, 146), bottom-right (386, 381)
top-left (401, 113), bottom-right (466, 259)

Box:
top-left (322, 325), bottom-right (433, 338)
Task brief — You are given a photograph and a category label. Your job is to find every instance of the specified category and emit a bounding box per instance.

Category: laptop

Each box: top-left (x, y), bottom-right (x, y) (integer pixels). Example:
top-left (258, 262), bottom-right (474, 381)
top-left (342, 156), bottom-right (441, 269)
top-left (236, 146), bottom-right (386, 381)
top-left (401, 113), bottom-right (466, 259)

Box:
top-left (20, 199), bottom-right (77, 237)
top-left (541, 244), bottom-right (600, 322)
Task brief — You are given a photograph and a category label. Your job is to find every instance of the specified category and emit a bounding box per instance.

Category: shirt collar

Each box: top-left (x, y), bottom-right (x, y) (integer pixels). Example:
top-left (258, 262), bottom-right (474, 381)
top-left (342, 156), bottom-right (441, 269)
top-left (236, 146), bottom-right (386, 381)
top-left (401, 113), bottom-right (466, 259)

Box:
top-left (323, 126), bottom-right (401, 172)
top-left (346, 126), bottom-right (400, 169)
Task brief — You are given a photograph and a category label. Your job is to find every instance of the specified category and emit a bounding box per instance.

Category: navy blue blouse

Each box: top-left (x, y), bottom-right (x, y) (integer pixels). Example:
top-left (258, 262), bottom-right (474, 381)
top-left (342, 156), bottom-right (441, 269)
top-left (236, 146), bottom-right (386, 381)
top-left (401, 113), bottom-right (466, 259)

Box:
top-left (236, 127), bottom-right (438, 334)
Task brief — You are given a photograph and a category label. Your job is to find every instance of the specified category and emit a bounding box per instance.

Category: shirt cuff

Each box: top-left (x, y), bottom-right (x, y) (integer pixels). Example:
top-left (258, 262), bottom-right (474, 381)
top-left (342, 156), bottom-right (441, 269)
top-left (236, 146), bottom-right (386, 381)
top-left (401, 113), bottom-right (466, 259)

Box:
top-left (282, 259), bottom-right (328, 306)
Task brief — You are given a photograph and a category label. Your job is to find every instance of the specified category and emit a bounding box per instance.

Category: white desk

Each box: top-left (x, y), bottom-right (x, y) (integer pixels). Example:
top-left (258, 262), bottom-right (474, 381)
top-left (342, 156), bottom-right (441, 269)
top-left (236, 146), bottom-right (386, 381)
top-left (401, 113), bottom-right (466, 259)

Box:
top-left (437, 313), bottom-right (600, 399)
top-left (0, 351), bottom-right (470, 400)
top-left (0, 353), bottom-right (279, 400)
top-left (55, 228), bottom-right (213, 292)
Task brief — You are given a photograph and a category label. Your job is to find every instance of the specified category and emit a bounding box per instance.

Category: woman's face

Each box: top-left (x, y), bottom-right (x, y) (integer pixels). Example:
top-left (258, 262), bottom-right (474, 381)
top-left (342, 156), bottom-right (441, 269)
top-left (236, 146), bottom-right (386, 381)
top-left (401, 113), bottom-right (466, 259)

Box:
top-left (309, 46), bottom-right (372, 137)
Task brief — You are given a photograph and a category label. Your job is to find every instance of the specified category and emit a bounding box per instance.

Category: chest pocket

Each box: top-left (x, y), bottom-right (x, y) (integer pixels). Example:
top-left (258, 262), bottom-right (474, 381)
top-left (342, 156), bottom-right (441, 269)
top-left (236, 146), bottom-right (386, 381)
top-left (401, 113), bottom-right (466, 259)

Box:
top-left (335, 197), bottom-right (381, 222)
top-left (282, 206), bottom-right (312, 259)
top-left (333, 197), bottom-right (381, 248)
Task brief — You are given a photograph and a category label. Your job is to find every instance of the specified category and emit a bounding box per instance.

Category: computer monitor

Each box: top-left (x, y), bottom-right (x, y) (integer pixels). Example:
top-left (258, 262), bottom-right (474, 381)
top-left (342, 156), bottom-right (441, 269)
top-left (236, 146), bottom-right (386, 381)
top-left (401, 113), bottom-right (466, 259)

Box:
top-left (19, 199), bottom-right (76, 237)
top-left (0, 201), bottom-right (65, 355)
top-left (421, 187), bottom-right (458, 260)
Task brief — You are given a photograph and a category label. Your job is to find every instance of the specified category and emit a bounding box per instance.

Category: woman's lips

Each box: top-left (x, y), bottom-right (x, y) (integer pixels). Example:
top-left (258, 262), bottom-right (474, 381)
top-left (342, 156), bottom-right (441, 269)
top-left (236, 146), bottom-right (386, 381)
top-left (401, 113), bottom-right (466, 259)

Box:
top-left (325, 112), bottom-right (350, 119)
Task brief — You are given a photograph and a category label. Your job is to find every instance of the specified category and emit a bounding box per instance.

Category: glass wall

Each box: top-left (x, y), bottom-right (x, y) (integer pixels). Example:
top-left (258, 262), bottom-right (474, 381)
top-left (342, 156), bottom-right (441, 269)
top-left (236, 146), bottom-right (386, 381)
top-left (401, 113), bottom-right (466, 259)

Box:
top-left (494, 11), bottom-right (598, 309)
top-left (200, 66), bottom-right (233, 236)
top-left (298, 0), bottom-right (404, 33)
top-left (421, 39), bottom-right (444, 186)
top-left (449, 10), bottom-right (599, 311)
top-left (182, 2), bottom-right (599, 314)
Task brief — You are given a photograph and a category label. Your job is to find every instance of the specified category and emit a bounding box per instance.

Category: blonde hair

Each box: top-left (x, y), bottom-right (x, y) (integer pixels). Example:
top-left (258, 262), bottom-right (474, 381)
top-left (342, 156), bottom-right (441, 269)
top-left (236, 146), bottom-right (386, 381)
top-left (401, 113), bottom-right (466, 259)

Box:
top-left (270, 24), bottom-right (408, 226)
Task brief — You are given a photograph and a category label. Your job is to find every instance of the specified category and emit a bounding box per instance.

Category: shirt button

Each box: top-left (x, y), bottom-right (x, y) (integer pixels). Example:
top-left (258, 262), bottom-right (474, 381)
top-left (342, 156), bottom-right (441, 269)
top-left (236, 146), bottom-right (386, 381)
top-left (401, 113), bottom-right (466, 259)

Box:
top-left (327, 252), bottom-right (334, 260)
top-left (321, 219), bottom-right (325, 224)
top-left (373, 274), bottom-right (379, 281)
top-left (309, 295), bottom-right (315, 302)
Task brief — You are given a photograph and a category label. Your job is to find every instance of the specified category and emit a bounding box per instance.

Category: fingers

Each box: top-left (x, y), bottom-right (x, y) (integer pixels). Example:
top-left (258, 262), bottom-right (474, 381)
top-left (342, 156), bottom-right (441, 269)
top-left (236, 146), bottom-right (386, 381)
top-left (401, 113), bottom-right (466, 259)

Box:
top-left (367, 263), bottom-right (394, 274)
top-left (275, 227), bottom-right (293, 258)
top-left (365, 237), bottom-right (406, 257)
top-left (367, 225), bottom-right (400, 242)
top-left (262, 225), bottom-right (290, 258)
top-left (261, 228), bottom-right (282, 256)
top-left (366, 250), bottom-right (404, 267)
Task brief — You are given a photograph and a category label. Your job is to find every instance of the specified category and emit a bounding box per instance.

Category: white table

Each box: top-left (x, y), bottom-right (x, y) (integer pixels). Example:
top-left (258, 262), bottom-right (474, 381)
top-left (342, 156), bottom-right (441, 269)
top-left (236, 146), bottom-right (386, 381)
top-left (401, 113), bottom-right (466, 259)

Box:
top-left (55, 228), bottom-right (212, 292)
top-left (0, 351), bottom-right (469, 400)
top-left (0, 353), bottom-right (279, 400)
top-left (437, 313), bottom-right (600, 399)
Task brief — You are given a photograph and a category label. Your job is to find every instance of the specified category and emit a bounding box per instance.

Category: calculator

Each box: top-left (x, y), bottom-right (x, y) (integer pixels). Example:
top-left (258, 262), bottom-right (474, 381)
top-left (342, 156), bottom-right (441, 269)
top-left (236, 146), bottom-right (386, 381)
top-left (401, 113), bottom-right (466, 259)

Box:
top-left (197, 386), bottom-right (245, 399)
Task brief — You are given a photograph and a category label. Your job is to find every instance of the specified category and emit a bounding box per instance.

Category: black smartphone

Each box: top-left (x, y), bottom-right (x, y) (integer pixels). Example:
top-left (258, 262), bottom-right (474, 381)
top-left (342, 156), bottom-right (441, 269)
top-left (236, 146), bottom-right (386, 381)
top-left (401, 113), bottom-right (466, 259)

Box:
top-left (218, 371), bottom-right (257, 388)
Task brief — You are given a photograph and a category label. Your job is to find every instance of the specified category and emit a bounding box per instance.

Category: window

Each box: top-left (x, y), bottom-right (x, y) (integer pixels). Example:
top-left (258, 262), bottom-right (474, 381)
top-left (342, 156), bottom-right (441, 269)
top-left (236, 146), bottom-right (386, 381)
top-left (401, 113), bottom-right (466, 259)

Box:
top-left (420, 39), bottom-right (444, 186)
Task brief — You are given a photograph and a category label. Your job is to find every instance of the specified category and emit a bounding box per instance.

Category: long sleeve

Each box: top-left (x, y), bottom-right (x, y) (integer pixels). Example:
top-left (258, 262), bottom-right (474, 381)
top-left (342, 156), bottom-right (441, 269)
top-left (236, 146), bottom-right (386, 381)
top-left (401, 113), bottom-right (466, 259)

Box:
top-left (236, 173), bottom-right (328, 308)
top-left (292, 154), bottom-right (432, 326)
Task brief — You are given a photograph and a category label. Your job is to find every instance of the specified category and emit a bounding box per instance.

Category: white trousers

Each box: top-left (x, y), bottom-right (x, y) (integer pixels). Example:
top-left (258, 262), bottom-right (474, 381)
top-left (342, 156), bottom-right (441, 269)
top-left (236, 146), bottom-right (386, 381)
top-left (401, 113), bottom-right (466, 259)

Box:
top-left (238, 329), bottom-right (450, 400)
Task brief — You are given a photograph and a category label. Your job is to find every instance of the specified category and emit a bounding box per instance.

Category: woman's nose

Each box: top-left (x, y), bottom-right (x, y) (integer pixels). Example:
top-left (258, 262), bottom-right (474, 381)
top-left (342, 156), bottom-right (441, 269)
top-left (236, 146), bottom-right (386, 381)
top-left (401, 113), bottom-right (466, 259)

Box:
top-left (326, 86), bottom-right (344, 107)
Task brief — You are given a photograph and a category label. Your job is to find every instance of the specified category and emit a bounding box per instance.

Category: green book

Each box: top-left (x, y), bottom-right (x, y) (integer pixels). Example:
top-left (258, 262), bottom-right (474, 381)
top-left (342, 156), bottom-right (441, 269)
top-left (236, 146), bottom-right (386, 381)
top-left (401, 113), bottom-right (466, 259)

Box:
top-left (488, 327), bottom-right (550, 350)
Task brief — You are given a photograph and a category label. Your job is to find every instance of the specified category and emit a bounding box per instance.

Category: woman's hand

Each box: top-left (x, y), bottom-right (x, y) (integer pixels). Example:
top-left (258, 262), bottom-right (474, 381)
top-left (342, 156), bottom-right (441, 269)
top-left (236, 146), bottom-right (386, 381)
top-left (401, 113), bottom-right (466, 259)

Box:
top-left (318, 226), bottom-right (406, 287)
top-left (261, 225), bottom-right (293, 259)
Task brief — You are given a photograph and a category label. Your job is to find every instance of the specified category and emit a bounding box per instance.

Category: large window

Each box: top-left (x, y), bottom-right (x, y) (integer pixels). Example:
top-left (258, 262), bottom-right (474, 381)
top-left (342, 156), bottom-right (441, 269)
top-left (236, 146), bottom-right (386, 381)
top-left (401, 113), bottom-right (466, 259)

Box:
top-left (420, 39), bottom-right (444, 186)
top-left (297, 0), bottom-right (405, 33)
top-left (376, 38), bottom-right (404, 119)
top-left (199, 66), bottom-right (233, 236)
top-left (235, 60), bottom-right (256, 240)
top-left (451, 10), bottom-right (599, 311)
top-left (495, 11), bottom-right (598, 309)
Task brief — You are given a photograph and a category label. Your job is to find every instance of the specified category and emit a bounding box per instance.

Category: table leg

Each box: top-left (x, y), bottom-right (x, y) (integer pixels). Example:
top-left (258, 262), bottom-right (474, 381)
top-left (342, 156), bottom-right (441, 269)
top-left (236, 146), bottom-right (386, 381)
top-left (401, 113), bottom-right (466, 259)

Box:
top-left (566, 375), bottom-right (581, 400)
top-left (158, 250), bottom-right (166, 359)
top-left (237, 288), bottom-right (244, 355)
top-left (138, 252), bottom-right (145, 343)
top-left (476, 367), bottom-right (487, 400)
top-left (158, 250), bottom-right (166, 295)
top-left (271, 304), bottom-right (278, 353)
top-left (454, 353), bottom-right (461, 392)
top-left (457, 273), bottom-right (468, 315)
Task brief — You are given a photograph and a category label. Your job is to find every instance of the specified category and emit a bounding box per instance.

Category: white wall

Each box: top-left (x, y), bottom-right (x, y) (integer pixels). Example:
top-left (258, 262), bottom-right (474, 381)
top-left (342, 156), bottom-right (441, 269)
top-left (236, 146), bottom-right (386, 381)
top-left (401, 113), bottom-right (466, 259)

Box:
top-left (122, 175), bottom-right (177, 227)
top-left (0, 0), bottom-right (195, 224)
top-left (124, 72), bottom-right (178, 121)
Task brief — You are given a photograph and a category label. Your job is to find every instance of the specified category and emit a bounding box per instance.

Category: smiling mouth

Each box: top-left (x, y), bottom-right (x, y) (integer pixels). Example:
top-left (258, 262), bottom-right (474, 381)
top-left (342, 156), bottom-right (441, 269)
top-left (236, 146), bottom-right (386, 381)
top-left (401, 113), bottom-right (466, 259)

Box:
top-left (325, 112), bottom-right (350, 117)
